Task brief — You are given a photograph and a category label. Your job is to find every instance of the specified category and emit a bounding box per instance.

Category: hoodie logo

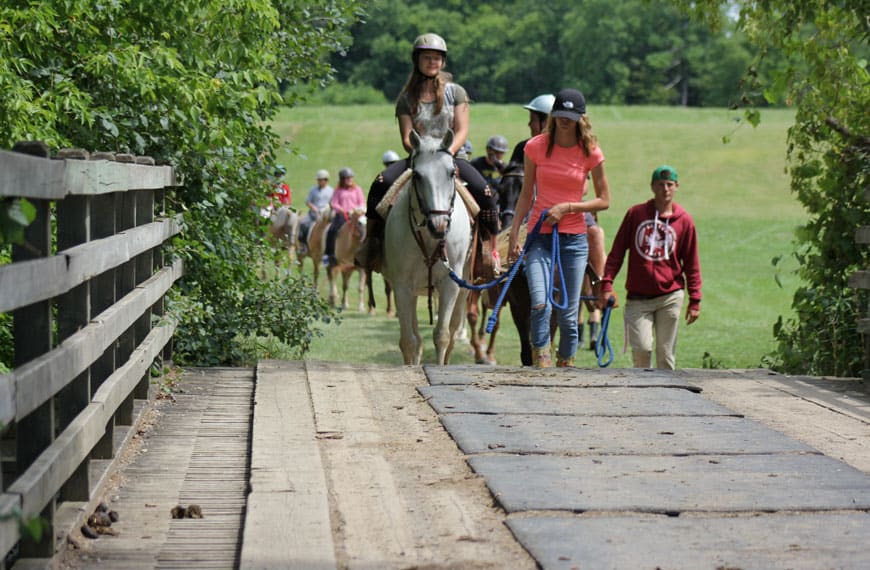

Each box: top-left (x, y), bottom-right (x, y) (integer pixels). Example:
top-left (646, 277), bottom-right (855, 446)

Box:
top-left (635, 220), bottom-right (676, 262)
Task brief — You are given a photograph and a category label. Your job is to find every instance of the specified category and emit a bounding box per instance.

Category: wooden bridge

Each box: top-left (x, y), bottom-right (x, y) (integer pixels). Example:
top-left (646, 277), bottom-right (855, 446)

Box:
top-left (2, 146), bottom-right (870, 569)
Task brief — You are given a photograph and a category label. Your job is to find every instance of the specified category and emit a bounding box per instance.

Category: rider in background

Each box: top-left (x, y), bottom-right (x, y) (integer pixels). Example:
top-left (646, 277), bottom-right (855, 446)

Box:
top-left (270, 165), bottom-right (292, 206)
top-left (298, 169), bottom-right (333, 253)
top-left (471, 135), bottom-right (509, 189)
top-left (381, 149), bottom-right (401, 168)
top-left (508, 88), bottom-right (611, 368)
top-left (356, 32), bottom-right (500, 271)
top-left (324, 167), bottom-right (364, 265)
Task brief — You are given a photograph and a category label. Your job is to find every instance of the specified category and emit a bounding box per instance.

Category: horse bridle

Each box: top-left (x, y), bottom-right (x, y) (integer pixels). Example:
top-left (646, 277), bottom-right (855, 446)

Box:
top-left (408, 148), bottom-right (457, 233)
top-left (408, 148), bottom-right (458, 324)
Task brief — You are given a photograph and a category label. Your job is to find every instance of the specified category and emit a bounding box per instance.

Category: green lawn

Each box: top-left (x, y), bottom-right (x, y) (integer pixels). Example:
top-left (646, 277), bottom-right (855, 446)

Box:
top-left (271, 103), bottom-right (802, 369)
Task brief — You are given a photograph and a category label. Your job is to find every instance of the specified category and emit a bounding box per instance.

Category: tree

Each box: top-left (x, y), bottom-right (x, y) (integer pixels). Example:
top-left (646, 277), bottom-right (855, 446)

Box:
top-left (0, 0), bottom-right (363, 366)
top-left (679, 0), bottom-right (869, 375)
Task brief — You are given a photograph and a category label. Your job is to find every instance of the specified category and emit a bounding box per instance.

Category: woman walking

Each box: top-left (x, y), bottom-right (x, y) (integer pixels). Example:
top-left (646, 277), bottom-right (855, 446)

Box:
top-left (508, 88), bottom-right (611, 368)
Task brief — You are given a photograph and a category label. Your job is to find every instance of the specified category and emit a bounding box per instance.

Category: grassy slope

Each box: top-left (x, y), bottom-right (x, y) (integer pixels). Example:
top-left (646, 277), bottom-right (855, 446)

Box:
top-left (271, 104), bottom-right (802, 369)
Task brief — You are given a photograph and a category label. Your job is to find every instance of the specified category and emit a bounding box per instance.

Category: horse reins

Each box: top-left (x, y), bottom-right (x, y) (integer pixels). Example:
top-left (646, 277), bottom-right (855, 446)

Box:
top-left (447, 208), bottom-right (616, 367)
top-left (408, 150), bottom-right (458, 324)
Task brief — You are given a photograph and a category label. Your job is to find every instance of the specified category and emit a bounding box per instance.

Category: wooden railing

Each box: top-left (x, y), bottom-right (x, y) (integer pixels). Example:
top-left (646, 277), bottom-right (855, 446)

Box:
top-left (851, 189), bottom-right (870, 379)
top-left (0, 144), bottom-right (181, 565)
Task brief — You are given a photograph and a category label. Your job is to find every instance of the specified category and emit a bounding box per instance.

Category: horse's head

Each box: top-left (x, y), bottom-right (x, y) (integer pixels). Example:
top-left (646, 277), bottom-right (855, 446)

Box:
top-left (497, 162), bottom-right (524, 230)
top-left (410, 129), bottom-right (457, 239)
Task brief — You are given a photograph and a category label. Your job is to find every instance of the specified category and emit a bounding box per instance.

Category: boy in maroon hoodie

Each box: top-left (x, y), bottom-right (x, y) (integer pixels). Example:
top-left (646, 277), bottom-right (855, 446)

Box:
top-left (598, 165), bottom-right (702, 369)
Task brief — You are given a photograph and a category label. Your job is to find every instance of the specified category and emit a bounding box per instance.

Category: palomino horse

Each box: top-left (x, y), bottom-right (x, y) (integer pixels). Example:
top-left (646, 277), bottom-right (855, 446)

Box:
top-left (383, 130), bottom-right (472, 365)
top-left (328, 209), bottom-right (367, 311)
top-left (466, 163), bottom-right (524, 364)
top-left (296, 207), bottom-right (332, 288)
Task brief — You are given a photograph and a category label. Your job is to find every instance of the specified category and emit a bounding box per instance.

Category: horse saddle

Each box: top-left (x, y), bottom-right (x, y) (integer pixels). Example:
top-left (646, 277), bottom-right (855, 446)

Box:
top-left (376, 168), bottom-right (481, 220)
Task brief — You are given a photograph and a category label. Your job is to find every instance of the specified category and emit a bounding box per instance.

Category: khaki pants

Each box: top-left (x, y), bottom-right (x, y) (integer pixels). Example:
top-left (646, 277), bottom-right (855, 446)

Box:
top-left (624, 290), bottom-right (684, 370)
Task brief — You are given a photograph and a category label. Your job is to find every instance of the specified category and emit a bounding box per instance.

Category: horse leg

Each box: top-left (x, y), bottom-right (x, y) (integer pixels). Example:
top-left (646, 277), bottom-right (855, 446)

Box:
top-left (394, 287), bottom-right (421, 365)
top-left (356, 268), bottom-right (366, 313)
top-left (327, 265), bottom-right (339, 306)
top-left (385, 279), bottom-right (395, 317)
top-left (485, 307), bottom-right (500, 365)
top-left (507, 272), bottom-right (533, 366)
top-left (433, 281), bottom-right (465, 365)
top-left (466, 290), bottom-right (487, 364)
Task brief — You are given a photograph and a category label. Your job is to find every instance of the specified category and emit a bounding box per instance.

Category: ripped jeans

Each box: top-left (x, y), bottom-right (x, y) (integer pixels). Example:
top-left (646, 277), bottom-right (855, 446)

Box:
top-left (523, 232), bottom-right (588, 359)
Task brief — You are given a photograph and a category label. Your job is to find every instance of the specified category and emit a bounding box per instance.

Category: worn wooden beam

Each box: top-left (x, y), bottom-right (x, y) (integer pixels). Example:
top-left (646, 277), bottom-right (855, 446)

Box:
top-left (7, 320), bottom-right (175, 519)
top-left (848, 270), bottom-right (870, 290)
top-left (0, 494), bottom-right (22, 559)
top-left (856, 227), bottom-right (870, 245)
top-left (0, 215), bottom-right (181, 313)
top-left (0, 150), bottom-right (176, 199)
top-left (7, 259), bottom-right (183, 422)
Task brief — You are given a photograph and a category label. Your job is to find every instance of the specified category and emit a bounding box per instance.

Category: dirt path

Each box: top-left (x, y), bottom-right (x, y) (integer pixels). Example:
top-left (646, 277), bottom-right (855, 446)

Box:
top-left (298, 360), bottom-right (534, 569)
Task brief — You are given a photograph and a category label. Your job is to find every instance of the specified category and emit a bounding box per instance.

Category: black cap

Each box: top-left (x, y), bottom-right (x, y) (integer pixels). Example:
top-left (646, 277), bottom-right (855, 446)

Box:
top-left (551, 88), bottom-right (586, 121)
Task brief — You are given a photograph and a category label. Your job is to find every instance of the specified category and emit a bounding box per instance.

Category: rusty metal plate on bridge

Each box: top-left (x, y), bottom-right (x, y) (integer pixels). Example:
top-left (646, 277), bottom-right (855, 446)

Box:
top-left (507, 513), bottom-right (870, 570)
top-left (468, 453), bottom-right (870, 513)
top-left (418, 384), bottom-right (734, 417)
top-left (440, 413), bottom-right (815, 456)
top-left (424, 364), bottom-right (696, 389)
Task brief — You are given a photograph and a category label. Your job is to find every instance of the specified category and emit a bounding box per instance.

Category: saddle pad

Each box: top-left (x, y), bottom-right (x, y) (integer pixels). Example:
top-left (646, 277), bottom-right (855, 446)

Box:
top-left (375, 168), bottom-right (480, 219)
top-left (497, 223), bottom-right (528, 263)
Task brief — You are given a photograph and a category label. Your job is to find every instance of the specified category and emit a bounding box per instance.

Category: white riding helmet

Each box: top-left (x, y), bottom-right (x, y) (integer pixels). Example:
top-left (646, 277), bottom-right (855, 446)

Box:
top-left (523, 94), bottom-right (556, 115)
top-left (315, 169), bottom-right (330, 180)
top-left (413, 33), bottom-right (447, 57)
top-left (382, 150), bottom-right (401, 165)
top-left (486, 135), bottom-right (509, 153)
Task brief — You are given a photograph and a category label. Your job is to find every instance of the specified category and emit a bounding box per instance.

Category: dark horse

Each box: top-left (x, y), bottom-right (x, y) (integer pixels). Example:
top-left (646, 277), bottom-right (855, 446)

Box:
top-left (465, 163), bottom-right (531, 365)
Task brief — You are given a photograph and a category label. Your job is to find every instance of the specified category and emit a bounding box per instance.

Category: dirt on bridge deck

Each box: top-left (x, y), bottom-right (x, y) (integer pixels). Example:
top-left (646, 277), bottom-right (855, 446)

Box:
top-left (52, 362), bottom-right (869, 570)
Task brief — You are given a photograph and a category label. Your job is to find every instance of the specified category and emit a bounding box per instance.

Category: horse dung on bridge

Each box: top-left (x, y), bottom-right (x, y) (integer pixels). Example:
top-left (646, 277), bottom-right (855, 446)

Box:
top-left (382, 130), bottom-right (472, 365)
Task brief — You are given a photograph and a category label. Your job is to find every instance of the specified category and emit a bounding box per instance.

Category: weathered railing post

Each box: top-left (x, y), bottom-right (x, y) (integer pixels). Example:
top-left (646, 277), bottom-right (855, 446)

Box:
top-left (850, 189), bottom-right (870, 379)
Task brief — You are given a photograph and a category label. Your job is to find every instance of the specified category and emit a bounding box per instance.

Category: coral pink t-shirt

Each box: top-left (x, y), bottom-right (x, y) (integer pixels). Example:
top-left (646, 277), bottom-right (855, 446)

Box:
top-left (524, 133), bottom-right (604, 234)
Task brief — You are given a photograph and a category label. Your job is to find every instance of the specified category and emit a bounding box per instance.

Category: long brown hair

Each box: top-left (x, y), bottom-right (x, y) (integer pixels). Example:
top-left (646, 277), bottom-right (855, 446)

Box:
top-left (545, 115), bottom-right (597, 158)
top-left (397, 55), bottom-right (453, 116)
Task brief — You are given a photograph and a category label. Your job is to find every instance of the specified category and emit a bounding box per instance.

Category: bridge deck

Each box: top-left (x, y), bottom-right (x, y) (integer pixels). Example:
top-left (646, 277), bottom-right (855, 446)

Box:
top-left (50, 363), bottom-right (870, 570)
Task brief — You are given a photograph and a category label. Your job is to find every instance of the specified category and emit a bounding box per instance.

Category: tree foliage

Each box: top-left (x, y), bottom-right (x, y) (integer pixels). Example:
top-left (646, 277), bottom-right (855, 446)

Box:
top-left (0, 0), bottom-right (363, 365)
top-left (680, 0), bottom-right (869, 376)
top-left (334, 0), bottom-right (759, 106)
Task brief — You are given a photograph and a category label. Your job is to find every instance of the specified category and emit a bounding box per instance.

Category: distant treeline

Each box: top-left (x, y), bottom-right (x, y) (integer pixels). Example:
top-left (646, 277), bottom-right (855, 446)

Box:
top-left (329, 0), bottom-right (785, 107)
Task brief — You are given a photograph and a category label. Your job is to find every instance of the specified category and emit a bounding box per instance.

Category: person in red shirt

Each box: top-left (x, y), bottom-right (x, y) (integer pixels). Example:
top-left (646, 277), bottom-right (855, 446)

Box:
top-left (598, 165), bottom-right (702, 370)
top-left (270, 165), bottom-right (292, 205)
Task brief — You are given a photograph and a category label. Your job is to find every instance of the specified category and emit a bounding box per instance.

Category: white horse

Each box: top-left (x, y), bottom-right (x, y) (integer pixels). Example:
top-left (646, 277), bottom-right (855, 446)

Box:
top-left (383, 130), bottom-right (472, 365)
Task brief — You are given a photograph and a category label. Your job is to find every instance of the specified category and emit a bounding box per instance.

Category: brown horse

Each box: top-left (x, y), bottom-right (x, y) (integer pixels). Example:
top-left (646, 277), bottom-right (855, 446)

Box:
top-left (465, 165), bottom-right (524, 365)
top-left (296, 207), bottom-right (332, 288)
top-left (328, 209), bottom-right (367, 311)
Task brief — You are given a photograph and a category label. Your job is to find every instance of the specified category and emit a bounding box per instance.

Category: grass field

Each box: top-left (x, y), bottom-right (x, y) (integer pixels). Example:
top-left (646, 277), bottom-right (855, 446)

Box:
top-left (268, 103), bottom-right (803, 369)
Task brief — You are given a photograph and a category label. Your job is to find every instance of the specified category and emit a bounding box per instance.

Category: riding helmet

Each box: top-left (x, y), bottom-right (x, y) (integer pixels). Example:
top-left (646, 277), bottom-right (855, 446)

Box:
top-left (486, 135), bottom-right (509, 153)
top-left (523, 94), bottom-right (556, 115)
top-left (338, 167), bottom-right (355, 179)
top-left (412, 33), bottom-right (447, 58)
top-left (382, 150), bottom-right (401, 165)
top-left (316, 169), bottom-right (330, 180)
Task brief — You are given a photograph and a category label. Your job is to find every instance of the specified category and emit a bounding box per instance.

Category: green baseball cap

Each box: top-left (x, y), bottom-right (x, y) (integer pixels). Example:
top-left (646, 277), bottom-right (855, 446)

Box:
top-left (651, 165), bottom-right (678, 182)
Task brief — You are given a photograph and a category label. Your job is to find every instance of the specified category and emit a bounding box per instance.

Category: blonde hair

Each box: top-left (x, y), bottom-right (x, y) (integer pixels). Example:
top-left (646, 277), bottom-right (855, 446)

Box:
top-left (545, 115), bottom-right (597, 157)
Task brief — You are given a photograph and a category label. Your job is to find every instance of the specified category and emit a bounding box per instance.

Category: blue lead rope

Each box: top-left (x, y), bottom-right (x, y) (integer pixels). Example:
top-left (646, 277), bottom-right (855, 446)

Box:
top-left (448, 209), bottom-right (616, 367)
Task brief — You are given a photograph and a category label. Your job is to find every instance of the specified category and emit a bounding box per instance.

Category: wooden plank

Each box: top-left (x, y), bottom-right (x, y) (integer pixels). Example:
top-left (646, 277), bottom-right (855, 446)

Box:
top-left (856, 226), bottom-right (870, 244)
top-left (0, 494), bottom-right (21, 559)
top-left (0, 215), bottom-right (181, 313)
top-left (10, 259), bottom-right (183, 421)
top-left (858, 317), bottom-right (870, 334)
top-left (0, 150), bottom-right (66, 199)
top-left (848, 269), bottom-right (870, 289)
top-left (9, 321), bottom-right (176, 518)
top-left (239, 361), bottom-right (336, 570)
top-left (0, 149), bottom-right (176, 199)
